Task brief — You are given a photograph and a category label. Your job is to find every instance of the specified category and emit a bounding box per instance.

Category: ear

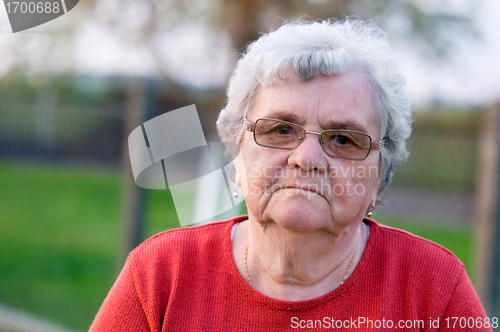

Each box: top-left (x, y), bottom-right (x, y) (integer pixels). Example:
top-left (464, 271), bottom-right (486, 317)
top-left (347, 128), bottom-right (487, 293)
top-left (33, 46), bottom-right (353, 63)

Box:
top-left (369, 177), bottom-right (380, 208)
top-left (369, 194), bottom-right (377, 208)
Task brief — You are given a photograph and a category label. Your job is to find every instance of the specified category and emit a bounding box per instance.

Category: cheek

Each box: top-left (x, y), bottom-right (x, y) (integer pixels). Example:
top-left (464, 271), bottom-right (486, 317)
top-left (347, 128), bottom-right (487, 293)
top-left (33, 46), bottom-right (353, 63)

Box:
top-left (240, 148), bottom-right (284, 194)
top-left (245, 161), bottom-right (283, 195)
top-left (328, 162), bottom-right (380, 198)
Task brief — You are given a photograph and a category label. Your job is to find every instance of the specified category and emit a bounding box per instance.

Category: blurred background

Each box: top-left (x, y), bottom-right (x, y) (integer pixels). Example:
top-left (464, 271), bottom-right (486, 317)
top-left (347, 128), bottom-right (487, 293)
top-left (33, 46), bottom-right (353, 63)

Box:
top-left (0, 0), bottom-right (499, 330)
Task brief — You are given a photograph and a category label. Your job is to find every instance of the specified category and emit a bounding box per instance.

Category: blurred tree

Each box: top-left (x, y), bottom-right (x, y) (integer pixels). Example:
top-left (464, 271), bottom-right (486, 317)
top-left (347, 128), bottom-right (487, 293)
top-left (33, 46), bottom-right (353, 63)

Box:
top-left (1, 0), bottom-right (479, 82)
top-left (218, 0), bottom-right (478, 56)
top-left (1, 0), bottom-right (479, 145)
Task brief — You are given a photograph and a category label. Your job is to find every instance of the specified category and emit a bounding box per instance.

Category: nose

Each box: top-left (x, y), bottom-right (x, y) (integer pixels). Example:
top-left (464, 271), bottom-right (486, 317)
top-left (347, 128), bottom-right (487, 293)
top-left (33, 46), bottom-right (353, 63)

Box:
top-left (287, 133), bottom-right (328, 172)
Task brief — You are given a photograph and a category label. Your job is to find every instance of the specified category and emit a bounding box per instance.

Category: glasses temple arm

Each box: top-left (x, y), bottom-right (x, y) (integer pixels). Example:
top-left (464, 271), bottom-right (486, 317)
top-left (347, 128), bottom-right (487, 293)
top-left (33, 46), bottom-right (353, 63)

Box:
top-left (244, 119), bottom-right (254, 132)
top-left (372, 139), bottom-right (385, 150)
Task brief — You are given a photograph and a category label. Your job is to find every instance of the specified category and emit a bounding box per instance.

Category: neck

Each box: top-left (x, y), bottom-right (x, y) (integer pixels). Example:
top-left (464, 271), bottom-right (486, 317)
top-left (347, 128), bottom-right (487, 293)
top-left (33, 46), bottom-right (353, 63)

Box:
top-left (234, 218), bottom-right (369, 301)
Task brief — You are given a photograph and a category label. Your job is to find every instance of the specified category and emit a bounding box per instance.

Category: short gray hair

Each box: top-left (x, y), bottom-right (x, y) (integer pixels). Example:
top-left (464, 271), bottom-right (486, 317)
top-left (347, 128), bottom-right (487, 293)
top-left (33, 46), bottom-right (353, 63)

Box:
top-left (216, 18), bottom-right (412, 201)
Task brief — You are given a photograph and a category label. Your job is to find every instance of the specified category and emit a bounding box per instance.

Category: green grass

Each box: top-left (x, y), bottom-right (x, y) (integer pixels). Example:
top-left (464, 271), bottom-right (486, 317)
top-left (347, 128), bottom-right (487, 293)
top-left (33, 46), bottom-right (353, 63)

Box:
top-left (0, 161), bottom-right (477, 330)
top-left (0, 161), bottom-right (183, 330)
top-left (0, 161), bottom-right (123, 330)
top-left (144, 189), bottom-right (180, 238)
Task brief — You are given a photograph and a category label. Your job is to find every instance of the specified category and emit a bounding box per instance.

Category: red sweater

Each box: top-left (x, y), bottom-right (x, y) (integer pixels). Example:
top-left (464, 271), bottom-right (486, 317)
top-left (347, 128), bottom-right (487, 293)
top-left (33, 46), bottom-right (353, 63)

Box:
top-left (90, 216), bottom-right (492, 331)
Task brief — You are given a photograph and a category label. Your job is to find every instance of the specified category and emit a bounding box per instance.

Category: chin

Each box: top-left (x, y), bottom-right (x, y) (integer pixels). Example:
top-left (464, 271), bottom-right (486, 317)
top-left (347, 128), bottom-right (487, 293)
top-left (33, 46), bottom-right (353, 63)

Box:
top-left (264, 193), bottom-right (332, 233)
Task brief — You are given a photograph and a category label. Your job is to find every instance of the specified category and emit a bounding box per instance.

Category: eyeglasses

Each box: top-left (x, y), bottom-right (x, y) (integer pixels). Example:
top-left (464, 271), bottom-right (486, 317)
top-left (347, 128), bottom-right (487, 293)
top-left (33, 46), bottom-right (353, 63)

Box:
top-left (245, 118), bottom-right (384, 161)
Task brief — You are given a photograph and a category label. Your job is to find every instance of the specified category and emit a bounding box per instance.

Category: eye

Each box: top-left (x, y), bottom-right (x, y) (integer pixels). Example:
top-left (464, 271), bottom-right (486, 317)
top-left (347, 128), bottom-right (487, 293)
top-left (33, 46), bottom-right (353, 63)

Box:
top-left (332, 134), bottom-right (353, 145)
top-left (275, 125), bottom-right (293, 135)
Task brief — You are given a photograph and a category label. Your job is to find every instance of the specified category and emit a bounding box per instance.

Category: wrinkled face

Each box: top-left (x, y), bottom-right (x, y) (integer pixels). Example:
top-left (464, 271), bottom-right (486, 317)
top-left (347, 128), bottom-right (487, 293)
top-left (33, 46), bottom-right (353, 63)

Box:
top-left (235, 70), bottom-right (381, 234)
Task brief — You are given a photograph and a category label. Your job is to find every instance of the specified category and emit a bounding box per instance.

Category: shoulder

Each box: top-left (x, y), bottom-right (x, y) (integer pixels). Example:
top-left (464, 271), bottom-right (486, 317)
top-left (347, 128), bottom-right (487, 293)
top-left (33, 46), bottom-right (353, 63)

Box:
top-left (121, 215), bottom-right (246, 302)
top-left (369, 219), bottom-right (463, 268)
top-left (128, 215), bottom-right (247, 267)
top-left (360, 220), bottom-right (486, 319)
top-left (366, 219), bottom-right (466, 291)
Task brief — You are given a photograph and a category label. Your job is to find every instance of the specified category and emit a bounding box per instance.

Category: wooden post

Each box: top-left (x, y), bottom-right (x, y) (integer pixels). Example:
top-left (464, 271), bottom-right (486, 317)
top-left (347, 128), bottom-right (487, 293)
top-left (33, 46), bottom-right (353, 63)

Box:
top-left (474, 103), bottom-right (499, 315)
top-left (120, 83), bottom-right (146, 267)
top-left (492, 103), bottom-right (500, 316)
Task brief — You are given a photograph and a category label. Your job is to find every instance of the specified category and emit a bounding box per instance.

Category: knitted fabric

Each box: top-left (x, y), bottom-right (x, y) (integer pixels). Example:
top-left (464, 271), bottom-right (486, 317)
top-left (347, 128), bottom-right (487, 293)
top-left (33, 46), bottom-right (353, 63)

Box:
top-left (90, 216), bottom-right (490, 331)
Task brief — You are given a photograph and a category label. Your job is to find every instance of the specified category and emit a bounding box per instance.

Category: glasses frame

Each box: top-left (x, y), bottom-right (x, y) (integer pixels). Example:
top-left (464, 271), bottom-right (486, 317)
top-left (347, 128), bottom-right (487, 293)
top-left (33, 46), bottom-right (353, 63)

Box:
top-left (245, 118), bottom-right (384, 161)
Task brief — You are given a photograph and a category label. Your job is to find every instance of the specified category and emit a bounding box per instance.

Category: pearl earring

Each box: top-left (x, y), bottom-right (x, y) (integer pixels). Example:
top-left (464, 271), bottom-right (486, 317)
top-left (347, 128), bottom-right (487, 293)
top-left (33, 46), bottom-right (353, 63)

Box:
top-left (366, 205), bottom-right (375, 218)
top-left (233, 184), bottom-right (243, 199)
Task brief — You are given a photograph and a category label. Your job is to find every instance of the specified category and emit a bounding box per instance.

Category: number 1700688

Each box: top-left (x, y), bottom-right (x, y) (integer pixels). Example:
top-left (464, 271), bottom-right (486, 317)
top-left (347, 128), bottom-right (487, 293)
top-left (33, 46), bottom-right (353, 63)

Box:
top-left (5, 1), bottom-right (60, 14)
top-left (444, 317), bottom-right (498, 329)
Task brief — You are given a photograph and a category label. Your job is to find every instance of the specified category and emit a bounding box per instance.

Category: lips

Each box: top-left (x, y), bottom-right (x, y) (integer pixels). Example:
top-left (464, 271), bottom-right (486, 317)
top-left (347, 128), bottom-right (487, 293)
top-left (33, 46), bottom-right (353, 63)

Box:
top-left (274, 183), bottom-right (328, 200)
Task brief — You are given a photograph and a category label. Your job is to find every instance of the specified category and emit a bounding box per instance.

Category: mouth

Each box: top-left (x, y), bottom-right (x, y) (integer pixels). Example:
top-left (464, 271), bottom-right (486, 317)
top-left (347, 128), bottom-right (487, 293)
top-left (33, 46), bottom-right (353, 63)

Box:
top-left (274, 184), bottom-right (328, 201)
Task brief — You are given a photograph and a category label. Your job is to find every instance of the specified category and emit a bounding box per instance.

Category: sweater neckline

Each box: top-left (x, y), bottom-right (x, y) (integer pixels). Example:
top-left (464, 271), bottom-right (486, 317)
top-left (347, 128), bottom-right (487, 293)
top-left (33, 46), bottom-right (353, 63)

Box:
top-left (223, 215), bottom-right (378, 310)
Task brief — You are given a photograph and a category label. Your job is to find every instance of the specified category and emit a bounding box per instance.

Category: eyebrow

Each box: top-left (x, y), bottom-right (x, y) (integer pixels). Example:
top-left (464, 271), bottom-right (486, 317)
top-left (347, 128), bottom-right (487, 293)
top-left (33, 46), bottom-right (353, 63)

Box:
top-left (260, 111), bottom-right (369, 134)
top-left (322, 120), bottom-right (368, 133)
top-left (262, 111), bottom-right (306, 125)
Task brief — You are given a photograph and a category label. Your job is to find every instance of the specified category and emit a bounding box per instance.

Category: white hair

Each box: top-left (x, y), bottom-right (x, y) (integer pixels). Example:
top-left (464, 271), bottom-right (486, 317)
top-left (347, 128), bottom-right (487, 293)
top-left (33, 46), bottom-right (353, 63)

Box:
top-left (216, 18), bottom-right (412, 202)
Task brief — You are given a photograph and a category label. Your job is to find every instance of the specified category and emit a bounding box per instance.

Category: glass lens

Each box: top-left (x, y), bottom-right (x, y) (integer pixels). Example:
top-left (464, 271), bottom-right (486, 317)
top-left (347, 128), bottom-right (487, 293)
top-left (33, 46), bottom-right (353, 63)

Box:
top-left (254, 119), bottom-right (303, 149)
top-left (321, 130), bottom-right (371, 160)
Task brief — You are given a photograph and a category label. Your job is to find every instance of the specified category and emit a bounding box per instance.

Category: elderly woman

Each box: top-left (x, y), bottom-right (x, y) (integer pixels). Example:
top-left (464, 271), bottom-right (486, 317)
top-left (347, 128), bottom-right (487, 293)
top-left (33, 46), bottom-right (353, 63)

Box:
top-left (90, 19), bottom-right (490, 331)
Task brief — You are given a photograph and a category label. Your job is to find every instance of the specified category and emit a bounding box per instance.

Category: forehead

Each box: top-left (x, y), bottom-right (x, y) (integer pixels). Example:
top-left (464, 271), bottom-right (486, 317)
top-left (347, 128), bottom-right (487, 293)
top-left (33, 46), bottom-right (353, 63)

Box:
top-left (249, 70), bottom-right (380, 137)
